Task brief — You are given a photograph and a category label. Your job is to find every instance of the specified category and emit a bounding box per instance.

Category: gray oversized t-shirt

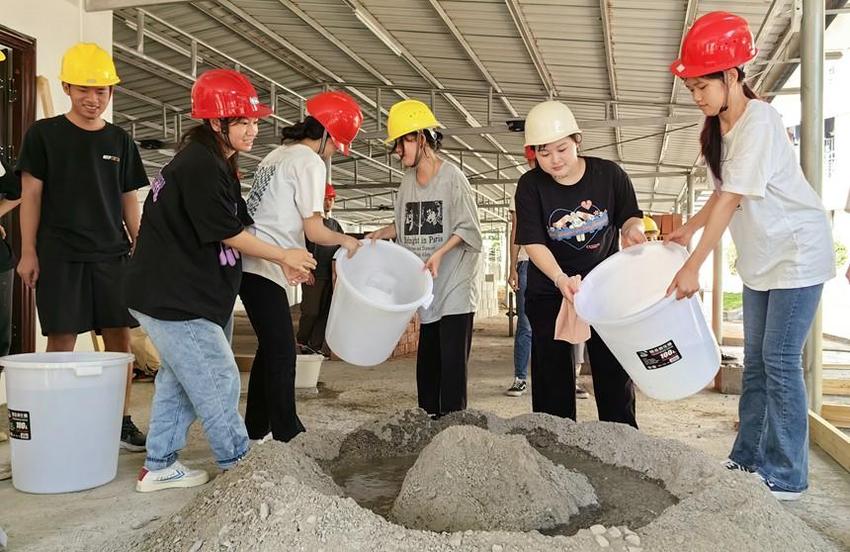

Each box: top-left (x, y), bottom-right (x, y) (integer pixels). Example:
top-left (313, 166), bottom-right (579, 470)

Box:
top-left (394, 161), bottom-right (482, 324)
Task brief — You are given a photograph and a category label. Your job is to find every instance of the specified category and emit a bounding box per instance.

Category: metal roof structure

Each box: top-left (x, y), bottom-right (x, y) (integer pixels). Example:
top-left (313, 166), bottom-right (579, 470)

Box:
top-left (108, 0), bottom-right (848, 228)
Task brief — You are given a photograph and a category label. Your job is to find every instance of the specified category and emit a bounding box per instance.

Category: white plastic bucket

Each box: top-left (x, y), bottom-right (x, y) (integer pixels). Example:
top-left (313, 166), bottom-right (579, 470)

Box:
top-left (326, 240), bottom-right (433, 366)
top-left (574, 242), bottom-right (720, 401)
top-left (0, 352), bottom-right (133, 493)
top-left (295, 354), bottom-right (323, 388)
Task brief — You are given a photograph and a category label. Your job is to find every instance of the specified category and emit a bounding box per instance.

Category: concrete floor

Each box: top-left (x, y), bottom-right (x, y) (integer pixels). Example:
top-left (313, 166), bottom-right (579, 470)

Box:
top-left (1, 316), bottom-right (849, 551)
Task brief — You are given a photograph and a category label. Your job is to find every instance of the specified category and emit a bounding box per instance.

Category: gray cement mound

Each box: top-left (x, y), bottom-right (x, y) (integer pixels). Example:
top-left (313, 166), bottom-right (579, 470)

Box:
top-left (109, 409), bottom-right (842, 552)
top-left (391, 426), bottom-right (597, 532)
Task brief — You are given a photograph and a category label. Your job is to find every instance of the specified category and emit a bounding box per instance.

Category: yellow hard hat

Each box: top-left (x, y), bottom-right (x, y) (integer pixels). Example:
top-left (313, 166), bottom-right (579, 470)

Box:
top-left (60, 43), bottom-right (120, 87)
top-left (524, 100), bottom-right (581, 146)
top-left (0, 51), bottom-right (5, 62)
top-left (643, 215), bottom-right (659, 233)
top-left (385, 99), bottom-right (439, 144)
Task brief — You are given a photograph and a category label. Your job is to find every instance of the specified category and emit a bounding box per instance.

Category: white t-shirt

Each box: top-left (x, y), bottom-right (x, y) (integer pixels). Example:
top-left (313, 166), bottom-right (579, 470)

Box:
top-left (509, 194), bottom-right (530, 263)
top-left (242, 144), bottom-right (325, 289)
top-left (713, 100), bottom-right (835, 291)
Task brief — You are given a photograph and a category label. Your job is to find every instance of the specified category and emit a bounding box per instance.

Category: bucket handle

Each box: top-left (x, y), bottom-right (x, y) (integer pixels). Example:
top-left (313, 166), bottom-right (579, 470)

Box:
top-left (73, 365), bottom-right (103, 377)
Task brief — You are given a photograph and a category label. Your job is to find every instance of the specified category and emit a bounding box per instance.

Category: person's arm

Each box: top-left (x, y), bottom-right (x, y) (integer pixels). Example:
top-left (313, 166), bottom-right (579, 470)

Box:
top-left (303, 214), bottom-right (360, 257)
top-left (526, 244), bottom-right (580, 301)
top-left (508, 210), bottom-right (520, 291)
top-left (0, 198), bottom-right (21, 218)
top-left (0, 198), bottom-right (22, 240)
top-left (620, 216), bottom-right (647, 248)
top-left (423, 234), bottom-right (463, 279)
top-left (122, 190), bottom-right (141, 252)
top-left (17, 172), bottom-right (42, 289)
top-left (666, 191), bottom-right (741, 299)
top-left (366, 222), bottom-right (397, 241)
top-left (223, 229), bottom-right (316, 282)
top-left (664, 191), bottom-right (719, 247)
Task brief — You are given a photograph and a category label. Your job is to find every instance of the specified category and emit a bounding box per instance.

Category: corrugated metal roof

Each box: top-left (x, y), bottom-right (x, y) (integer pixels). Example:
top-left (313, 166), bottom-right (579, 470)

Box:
top-left (112, 0), bottom-right (801, 224)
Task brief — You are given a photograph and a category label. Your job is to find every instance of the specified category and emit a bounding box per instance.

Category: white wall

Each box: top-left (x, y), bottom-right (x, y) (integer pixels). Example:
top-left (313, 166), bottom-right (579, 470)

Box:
top-left (1, 1), bottom-right (113, 372)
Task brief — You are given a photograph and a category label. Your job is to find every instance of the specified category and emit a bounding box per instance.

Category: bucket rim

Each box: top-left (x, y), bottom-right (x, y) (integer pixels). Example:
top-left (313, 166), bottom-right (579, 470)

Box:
top-left (0, 351), bottom-right (135, 370)
top-left (335, 239), bottom-right (434, 313)
top-left (575, 242), bottom-right (690, 326)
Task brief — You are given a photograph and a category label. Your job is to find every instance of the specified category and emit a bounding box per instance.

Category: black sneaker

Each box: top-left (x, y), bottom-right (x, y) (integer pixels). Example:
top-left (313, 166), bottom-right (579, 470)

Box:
top-left (722, 458), bottom-right (755, 473)
top-left (505, 378), bottom-right (528, 397)
top-left (575, 385), bottom-right (590, 399)
top-left (121, 416), bottom-right (147, 452)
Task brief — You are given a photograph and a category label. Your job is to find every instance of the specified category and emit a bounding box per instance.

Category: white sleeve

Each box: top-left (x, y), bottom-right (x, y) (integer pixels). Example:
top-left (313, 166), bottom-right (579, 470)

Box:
top-left (719, 112), bottom-right (776, 199)
top-left (293, 154), bottom-right (326, 220)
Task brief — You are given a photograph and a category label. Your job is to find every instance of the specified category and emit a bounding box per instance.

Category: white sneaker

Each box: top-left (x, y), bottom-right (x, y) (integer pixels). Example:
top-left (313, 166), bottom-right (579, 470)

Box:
top-left (136, 461), bottom-right (209, 493)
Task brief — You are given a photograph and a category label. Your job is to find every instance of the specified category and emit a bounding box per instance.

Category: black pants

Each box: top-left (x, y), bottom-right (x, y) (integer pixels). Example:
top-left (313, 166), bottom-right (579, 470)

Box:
top-left (0, 268), bottom-right (13, 356)
top-left (526, 295), bottom-right (637, 428)
top-left (296, 278), bottom-right (333, 352)
top-left (239, 272), bottom-right (305, 442)
top-left (416, 313), bottom-right (474, 416)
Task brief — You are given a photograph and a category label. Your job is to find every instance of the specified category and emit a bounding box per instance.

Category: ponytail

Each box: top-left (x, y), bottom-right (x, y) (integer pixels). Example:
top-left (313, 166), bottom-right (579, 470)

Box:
top-left (280, 116), bottom-right (326, 143)
top-left (179, 120), bottom-right (239, 179)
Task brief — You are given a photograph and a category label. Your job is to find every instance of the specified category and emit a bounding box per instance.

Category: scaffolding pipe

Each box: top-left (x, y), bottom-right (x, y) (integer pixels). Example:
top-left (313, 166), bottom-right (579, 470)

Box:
top-left (800, 0), bottom-right (824, 413)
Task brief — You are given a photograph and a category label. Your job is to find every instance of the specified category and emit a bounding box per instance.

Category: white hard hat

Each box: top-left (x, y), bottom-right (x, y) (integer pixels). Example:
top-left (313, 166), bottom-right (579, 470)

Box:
top-left (524, 101), bottom-right (582, 147)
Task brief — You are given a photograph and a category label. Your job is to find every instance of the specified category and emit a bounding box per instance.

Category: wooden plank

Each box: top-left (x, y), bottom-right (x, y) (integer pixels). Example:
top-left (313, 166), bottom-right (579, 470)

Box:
top-left (822, 403), bottom-right (850, 429)
top-left (824, 378), bottom-right (850, 396)
top-left (809, 410), bottom-right (850, 473)
top-left (235, 354), bottom-right (253, 373)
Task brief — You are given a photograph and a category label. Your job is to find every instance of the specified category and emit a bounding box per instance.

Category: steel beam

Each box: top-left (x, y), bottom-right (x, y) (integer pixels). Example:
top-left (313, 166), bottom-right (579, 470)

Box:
top-left (800, 0), bottom-right (825, 413)
top-left (504, 0), bottom-right (555, 96)
top-left (599, 0), bottom-right (625, 162)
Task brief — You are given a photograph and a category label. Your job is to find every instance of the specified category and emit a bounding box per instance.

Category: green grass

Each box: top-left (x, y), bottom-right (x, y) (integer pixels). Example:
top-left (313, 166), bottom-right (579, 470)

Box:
top-left (723, 292), bottom-right (743, 312)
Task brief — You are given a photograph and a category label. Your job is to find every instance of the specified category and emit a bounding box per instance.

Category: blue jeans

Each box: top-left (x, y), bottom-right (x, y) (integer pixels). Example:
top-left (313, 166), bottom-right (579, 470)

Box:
top-left (729, 284), bottom-right (823, 492)
top-left (514, 261), bottom-right (531, 380)
top-left (130, 309), bottom-right (249, 471)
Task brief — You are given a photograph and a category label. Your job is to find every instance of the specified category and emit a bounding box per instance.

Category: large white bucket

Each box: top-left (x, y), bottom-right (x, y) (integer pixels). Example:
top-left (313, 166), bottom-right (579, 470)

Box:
top-left (0, 352), bottom-right (133, 493)
top-left (574, 242), bottom-right (720, 401)
top-left (326, 240), bottom-right (433, 366)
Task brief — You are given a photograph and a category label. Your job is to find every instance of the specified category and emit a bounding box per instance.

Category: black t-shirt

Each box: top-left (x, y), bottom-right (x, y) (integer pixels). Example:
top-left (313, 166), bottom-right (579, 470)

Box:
top-left (515, 156), bottom-right (642, 299)
top-left (0, 158), bottom-right (21, 271)
top-left (124, 141), bottom-right (252, 328)
top-left (15, 115), bottom-right (148, 261)
top-left (306, 216), bottom-right (343, 280)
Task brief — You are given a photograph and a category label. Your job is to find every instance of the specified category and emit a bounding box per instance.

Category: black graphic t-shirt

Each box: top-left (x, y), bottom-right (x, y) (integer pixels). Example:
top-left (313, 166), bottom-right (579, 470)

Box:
top-left (515, 156), bottom-right (642, 299)
top-left (15, 116), bottom-right (148, 261)
top-left (125, 142), bottom-right (252, 328)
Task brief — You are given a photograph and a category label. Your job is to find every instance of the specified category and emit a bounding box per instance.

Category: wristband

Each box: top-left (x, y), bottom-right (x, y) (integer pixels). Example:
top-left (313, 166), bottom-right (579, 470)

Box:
top-left (554, 272), bottom-right (568, 287)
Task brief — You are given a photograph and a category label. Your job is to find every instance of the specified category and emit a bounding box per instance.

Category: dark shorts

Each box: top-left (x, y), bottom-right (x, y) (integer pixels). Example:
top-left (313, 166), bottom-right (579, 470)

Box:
top-left (36, 256), bottom-right (138, 336)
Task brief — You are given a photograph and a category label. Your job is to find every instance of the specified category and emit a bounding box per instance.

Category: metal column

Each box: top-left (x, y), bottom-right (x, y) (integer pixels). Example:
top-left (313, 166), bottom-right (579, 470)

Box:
top-left (800, 0), bottom-right (825, 413)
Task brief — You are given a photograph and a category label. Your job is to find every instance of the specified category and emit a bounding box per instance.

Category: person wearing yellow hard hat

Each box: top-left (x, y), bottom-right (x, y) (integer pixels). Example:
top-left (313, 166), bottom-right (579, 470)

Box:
top-left (367, 99), bottom-right (481, 418)
top-left (643, 215), bottom-right (659, 241)
top-left (666, 12), bottom-right (834, 501)
top-left (15, 42), bottom-right (149, 451)
top-left (0, 48), bottom-right (22, 362)
top-left (514, 100), bottom-right (645, 428)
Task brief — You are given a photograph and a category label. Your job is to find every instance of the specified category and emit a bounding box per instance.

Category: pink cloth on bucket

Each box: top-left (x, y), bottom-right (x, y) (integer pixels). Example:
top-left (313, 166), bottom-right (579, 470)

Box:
top-left (555, 297), bottom-right (591, 344)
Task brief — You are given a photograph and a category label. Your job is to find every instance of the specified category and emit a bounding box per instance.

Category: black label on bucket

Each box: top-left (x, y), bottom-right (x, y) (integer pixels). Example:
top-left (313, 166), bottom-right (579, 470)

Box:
top-left (636, 340), bottom-right (682, 370)
top-left (8, 410), bottom-right (31, 440)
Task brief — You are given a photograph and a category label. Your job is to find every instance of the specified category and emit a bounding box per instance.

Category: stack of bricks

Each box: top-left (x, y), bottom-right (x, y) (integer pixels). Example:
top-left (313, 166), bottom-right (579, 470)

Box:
top-left (650, 214), bottom-right (683, 240)
top-left (390, 315), bottom-right (421, 359)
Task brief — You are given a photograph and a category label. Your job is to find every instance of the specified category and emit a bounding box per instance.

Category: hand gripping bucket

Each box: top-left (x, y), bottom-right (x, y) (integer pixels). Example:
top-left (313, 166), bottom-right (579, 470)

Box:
top-left (326, 240), bottom-right (433, 366)
top-left (0, 352), bottom-right (134, 493)
top-left (574, 242), bottom-right (720, 400)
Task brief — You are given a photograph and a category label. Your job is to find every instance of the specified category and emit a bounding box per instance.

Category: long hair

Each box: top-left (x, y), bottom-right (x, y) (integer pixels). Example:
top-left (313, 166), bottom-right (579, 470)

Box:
top-left (178, 120), bottom-right (239, 179)
top-left (699, 68), bottom-right (759, 183)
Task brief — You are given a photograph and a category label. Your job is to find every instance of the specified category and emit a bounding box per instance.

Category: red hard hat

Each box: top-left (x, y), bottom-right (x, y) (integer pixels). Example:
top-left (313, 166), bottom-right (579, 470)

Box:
top-left (191, 69), bottom-right (272, 120)
top-left (306, 91), bottom-right (363, 156)
top-left (325, 182), bottom-right (336, 199)
top-left (670, 12), bottom-right (757, 78)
